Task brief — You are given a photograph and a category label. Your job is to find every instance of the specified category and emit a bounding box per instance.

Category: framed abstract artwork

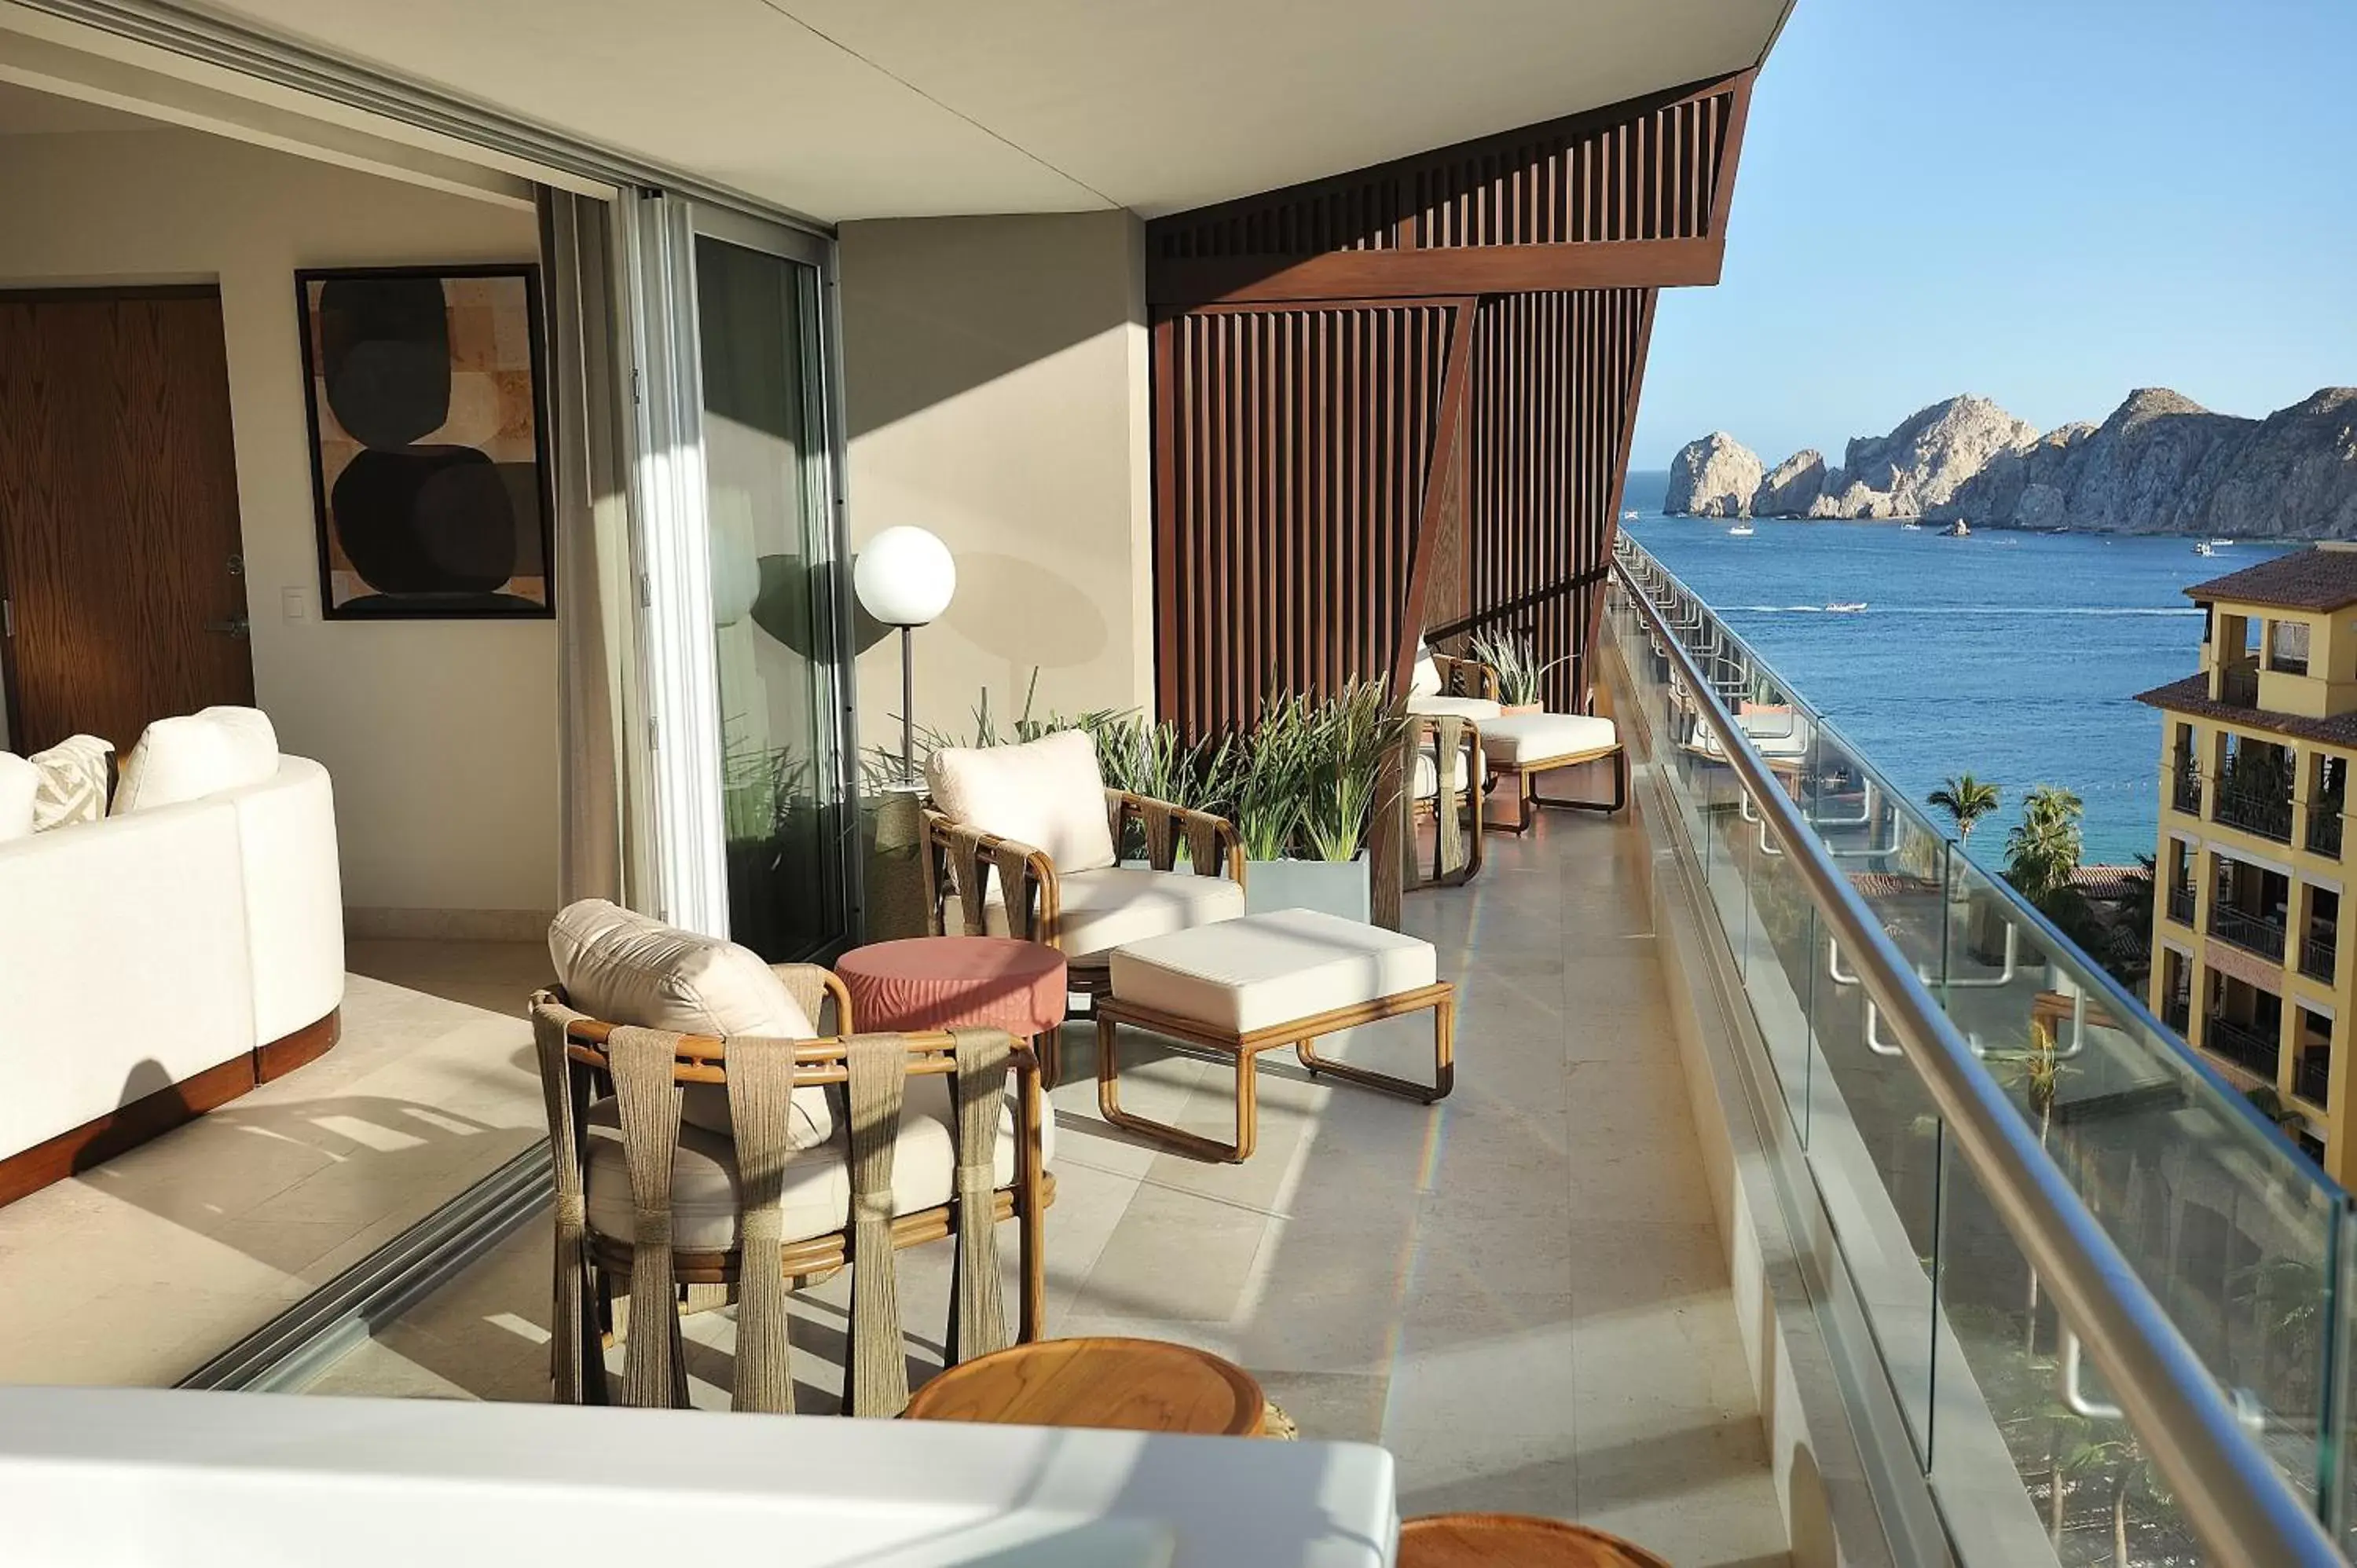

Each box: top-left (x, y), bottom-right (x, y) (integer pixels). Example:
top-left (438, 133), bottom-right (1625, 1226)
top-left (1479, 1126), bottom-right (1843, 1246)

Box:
top-left (295, 265), bottom-right (555, 618)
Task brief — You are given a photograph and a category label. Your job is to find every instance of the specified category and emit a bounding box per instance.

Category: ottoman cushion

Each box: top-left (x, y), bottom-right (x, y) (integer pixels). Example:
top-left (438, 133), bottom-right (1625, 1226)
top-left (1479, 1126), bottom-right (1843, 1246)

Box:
top-left (1479, 712), bottom-right (1618, 768)
top-left (1110, 907), bottom-right (1437, 1035)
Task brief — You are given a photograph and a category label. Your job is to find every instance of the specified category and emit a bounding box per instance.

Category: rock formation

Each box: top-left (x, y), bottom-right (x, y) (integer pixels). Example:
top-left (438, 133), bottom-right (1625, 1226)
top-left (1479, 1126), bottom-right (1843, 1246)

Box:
top-left (1663, 432), bottom-right (1762, 518)
top-left (1930, 387), bottom-right (2357, 538)
top-left (1753, 449), bottom-right (1830, 517)
top-left (1662, 386), bottom-right (2357, 537)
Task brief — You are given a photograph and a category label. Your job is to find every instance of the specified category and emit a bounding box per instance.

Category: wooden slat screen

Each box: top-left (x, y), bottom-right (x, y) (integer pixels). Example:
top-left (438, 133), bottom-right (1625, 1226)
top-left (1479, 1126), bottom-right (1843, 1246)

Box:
top-left (1152, 84), bottom-right (1736, 261)
top-left (1157, 303), bottom-right (1457, 736)
top-left (1148, 71), bottom-right (1752, 742)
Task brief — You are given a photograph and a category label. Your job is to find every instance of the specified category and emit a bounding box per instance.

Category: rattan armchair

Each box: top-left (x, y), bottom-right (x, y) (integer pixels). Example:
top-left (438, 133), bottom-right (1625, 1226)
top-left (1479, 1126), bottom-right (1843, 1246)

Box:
top-left (921, 788), bottom-right (1245, 1001)
top-left (530, 969), bottom-right (1052, 1417)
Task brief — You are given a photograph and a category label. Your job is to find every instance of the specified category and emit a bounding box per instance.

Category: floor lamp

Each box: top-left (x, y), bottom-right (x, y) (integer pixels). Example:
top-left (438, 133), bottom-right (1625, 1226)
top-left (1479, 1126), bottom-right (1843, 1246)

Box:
top-left (853, 526), bottom-right (957, 788)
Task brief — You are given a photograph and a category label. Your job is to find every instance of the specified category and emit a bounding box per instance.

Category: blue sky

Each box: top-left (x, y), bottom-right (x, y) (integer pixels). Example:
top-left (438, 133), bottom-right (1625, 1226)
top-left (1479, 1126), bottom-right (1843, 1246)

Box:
top-left (1631, 0), bottom-right (2357, 473)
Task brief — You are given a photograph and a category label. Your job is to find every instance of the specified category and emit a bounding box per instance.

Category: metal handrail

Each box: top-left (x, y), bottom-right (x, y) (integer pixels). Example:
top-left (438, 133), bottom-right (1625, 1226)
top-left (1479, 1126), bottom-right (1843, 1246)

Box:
top-left (1611, 555), bottom-right (2342, 1567)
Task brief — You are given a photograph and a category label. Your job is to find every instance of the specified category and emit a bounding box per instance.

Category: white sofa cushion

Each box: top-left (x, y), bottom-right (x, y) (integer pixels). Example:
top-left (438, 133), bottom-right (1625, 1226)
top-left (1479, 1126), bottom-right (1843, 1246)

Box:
top-left (1478, 713), bottom-right (1618, 767)
top-left (1406, 693), bottom-right (1503, 722)
top-left (927, 729), bottom-right (1117, 873)
top-left (548, 899), bottom-right (831, 1147)
top-left (985, 864), bottom-right (1243, 962)
top-left (582, 1069), bottom-right (1050, 1251)
top-left (0, 753), bottom-right (35, 842)
top-left (1110, 907), bottom-right (1438, 1035)
top-left (27, 735), bottom-right (112, 830)
top-left (114, 707), bottom-right (280, 815)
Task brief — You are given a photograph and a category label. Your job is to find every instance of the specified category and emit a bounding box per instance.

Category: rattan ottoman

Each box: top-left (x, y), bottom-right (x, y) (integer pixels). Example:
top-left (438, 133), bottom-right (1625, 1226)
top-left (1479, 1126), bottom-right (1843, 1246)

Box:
top-left (1095, 907), bottom-right (1454, 1163)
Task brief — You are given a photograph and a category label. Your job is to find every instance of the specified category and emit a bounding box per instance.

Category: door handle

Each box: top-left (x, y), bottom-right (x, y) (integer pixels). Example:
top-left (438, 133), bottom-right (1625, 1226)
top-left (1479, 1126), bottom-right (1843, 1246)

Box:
top-left (204, 615), bottom-right (251, 639)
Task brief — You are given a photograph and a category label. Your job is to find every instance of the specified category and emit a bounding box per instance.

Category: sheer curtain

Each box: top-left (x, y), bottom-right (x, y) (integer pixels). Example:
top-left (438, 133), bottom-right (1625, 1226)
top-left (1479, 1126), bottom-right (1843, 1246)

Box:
top-left (538, 188), bottom-right (640, 907)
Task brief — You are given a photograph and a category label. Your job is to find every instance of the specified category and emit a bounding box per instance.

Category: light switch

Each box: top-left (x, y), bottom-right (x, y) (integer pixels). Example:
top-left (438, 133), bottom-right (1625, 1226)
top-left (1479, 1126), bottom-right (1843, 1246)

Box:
top-left (281, 585), bottom-right (308, 621)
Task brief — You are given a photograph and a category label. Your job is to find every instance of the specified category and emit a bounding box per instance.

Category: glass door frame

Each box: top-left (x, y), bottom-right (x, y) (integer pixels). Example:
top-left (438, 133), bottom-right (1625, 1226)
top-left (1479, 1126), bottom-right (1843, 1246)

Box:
top-left (613, 191), bottom-right (860, 944)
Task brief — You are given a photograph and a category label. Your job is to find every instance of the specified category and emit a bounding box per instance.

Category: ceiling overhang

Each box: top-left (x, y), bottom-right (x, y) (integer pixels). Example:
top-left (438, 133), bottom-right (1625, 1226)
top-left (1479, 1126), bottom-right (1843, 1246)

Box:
top-left (71, 0), bottom-right (1790, 225)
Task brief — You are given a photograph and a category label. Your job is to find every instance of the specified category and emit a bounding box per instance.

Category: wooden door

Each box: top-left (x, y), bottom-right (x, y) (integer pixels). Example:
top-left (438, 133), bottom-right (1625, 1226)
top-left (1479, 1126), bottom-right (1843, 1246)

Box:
top-left (0, 288), bottom-right (252, 756)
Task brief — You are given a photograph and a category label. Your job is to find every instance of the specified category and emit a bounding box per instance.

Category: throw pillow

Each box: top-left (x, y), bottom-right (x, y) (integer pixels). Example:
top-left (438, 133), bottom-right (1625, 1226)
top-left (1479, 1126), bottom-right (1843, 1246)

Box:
top-left (926, 727), bottom-right (1118, 873)
top-left (0, 753), bottom-right (35, 842)
top-left (548, 899), bottom-right (834, 1145)
top-left (114, 706), bottom-right (280, 815)
top-left (28, 735), bottom-right (113, 830)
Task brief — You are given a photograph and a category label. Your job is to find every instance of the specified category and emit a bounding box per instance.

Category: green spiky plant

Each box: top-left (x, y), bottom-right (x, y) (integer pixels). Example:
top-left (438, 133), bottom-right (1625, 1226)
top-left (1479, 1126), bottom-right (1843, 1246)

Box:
top-left (1468, 628), bottom-right (1567, 707)
top-left (1301, 680), bottom-right (1406, 862)
top-left (1233, 693), bottom-right (1317, 861)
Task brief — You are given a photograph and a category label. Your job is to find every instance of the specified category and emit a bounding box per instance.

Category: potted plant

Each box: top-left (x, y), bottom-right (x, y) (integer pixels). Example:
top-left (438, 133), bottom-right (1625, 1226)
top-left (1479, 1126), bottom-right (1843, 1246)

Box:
top-left (1468, 629), bottom-right (1563, 716)
top-left (1240, 682), bottom-right (1403, 921)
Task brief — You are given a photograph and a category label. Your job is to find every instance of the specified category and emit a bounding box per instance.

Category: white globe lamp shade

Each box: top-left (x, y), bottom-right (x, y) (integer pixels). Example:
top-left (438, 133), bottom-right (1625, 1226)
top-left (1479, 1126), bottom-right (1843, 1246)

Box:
top-left (855, 526), bottom-right (956, 627)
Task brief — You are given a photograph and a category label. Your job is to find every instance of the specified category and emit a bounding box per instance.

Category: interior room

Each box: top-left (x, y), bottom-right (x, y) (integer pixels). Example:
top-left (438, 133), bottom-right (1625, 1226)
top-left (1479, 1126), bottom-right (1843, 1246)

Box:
top-left (0, 71), bottom-right (560, 1384)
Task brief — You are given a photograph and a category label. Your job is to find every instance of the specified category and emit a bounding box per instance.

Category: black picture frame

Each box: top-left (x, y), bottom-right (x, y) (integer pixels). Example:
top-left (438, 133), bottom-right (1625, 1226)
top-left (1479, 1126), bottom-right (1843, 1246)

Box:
top-left (293, 263), bottom-right (556, 621)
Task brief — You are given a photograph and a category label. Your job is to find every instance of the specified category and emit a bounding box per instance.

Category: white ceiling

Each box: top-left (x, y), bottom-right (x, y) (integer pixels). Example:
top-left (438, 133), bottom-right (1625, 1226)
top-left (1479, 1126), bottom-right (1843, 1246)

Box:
top-left (0, 74), bottom-right (153, 132)
top-left (192, 0), bottom-right (1788, 222)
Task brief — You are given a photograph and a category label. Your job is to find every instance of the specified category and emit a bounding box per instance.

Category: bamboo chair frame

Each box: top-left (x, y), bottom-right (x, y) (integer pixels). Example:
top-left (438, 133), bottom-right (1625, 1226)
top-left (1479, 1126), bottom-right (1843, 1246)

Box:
top-left (537, 975), bottom-right (1054, 1409)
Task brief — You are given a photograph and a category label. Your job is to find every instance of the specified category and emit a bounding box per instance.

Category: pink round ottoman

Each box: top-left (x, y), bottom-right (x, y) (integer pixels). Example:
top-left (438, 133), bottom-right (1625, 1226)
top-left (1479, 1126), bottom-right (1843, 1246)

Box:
top-left (836, 937), bottom-right (1069, 1086)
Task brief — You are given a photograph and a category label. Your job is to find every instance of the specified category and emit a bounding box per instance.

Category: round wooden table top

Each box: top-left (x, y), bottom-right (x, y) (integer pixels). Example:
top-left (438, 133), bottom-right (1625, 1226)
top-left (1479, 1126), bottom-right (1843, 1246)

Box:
top-left (900, 1336), bottom-right (1266, 1437)
top-left (1398, 1514), bottom-right (1671, 1568)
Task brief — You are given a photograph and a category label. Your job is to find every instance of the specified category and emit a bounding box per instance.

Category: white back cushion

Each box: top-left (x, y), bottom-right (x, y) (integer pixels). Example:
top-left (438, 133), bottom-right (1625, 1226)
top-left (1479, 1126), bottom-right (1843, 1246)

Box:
top-left (0, 753), bottom-right (35, 842)
top-left (114, 706), bottom-right (280, 815)
top-left (1409, 641), bottom-right (1443, 697)
top-left (547, 899), bottom-right (830, 1145)
top-left (926, 728), bottom-right (1118, 872)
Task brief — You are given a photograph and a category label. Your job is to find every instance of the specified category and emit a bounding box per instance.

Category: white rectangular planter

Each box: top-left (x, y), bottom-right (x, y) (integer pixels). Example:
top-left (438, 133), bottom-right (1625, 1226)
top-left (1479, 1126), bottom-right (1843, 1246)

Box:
top-left (1244, 855), bottom-right (1373, 923)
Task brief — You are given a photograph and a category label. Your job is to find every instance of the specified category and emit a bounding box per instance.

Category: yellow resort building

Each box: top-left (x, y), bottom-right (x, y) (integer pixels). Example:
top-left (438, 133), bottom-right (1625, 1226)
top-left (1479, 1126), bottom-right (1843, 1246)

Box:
top-left (2140, 545), bottom-right (2357, 1181)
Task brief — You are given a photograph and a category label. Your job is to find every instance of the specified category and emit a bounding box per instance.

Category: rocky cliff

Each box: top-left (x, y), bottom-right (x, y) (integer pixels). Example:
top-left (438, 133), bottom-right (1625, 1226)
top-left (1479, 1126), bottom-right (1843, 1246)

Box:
top-left (1663, 386), bottom-right (2357, 537)
top-left (1663, 432), bottom-right (1762, 517)
top-left (1753, 449), bottom-right (1830, 517)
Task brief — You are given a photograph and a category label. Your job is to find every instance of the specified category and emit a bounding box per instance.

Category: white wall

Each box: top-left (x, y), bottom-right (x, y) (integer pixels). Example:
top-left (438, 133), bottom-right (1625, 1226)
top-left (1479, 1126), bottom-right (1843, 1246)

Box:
top-left (0, 126), bottom-right (556, 921)
top-left (838, 211), bottom-right (1153, 760)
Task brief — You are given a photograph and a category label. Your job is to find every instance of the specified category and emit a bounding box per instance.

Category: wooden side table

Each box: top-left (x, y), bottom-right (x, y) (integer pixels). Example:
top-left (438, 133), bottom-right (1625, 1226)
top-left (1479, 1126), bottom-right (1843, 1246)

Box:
top-left (901, 1336), bottom-right (1266, 1437)
top-left (1399, 1514), bottom-right (1672, 1567)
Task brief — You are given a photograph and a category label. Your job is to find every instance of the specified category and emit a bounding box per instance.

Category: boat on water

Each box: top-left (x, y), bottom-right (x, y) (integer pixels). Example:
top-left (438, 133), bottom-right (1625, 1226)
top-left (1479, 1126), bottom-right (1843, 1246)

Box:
top-left (1824, 601), bottom-right (1868, 614)
top-left (2194, 540), bottom-right (2216, 556)
top-left (1622, 509), bottom-right (1640, 520)
top-left (1728, 522), bottom-right (1755, 537)
top-left (2209, 537), bottom-right (2234, 548)
top-left (1941, 519), bottom-right (1970, 537)
top-left (1900, 522), bottom-right (1923, 532)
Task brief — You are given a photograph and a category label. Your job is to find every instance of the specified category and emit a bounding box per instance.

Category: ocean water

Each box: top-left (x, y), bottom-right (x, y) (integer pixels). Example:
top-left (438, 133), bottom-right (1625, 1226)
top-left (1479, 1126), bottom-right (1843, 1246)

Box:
top-left (1616, 471), bottom-right (2283, 865)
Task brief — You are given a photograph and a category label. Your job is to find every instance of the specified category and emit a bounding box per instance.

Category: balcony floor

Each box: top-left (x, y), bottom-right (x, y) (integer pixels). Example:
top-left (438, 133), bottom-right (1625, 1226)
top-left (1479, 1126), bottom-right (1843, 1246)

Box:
top-left (299, 811), bottom-right (1787, 1566)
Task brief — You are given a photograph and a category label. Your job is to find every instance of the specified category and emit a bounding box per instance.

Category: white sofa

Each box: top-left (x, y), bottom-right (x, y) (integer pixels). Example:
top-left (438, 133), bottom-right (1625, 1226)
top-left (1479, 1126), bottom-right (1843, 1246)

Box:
top-left (0, 756), bottom-right (345, 1200)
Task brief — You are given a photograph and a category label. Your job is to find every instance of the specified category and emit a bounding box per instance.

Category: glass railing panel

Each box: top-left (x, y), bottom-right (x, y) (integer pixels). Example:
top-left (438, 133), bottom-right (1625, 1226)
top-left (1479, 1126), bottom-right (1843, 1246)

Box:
top-left (1931, 1153), bottom-right (2209, 1566)
top-left (1612, 536), bottom-right (2348, 1552)
top-left (1738, 771), bottom-right (1817, 1141)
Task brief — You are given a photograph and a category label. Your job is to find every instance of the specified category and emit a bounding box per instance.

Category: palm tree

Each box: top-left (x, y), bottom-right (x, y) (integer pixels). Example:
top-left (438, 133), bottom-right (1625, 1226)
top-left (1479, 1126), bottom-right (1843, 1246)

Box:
top-left (2006, 783), bottom-right (2085, 905)
top-left (1926, 773), bottom-right (2000, 847)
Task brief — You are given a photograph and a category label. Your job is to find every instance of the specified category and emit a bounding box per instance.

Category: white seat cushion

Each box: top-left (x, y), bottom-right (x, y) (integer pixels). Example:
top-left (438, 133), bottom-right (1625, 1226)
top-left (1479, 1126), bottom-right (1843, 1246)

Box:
top-left (987, 865), bottom-right (1244, 963)
top-left (1479, 712), bottom-right (1618, 768)
top-left (113, 706), bottom-right (280, 815)
top-left (548, 899), bottom-right (830, 1147)
top-left (1405, 693), bottom-right (1503, 722)
top-left (1409, 646), bottom-right (1444, 698)
top-left (927, 729), bottom-right (1117, 873)
top-left (1411, 744), bottom-right (1486, 801)
top-left (0, 753), bottom-right (35, 841)
top-left (582, 1070), bottom-right (1050, 1252)
top-left (1110, 907), bottom-right (1438, 1035)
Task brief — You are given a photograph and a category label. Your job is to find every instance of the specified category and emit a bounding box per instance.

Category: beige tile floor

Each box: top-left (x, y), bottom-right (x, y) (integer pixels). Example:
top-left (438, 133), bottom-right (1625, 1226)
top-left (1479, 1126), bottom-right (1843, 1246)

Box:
top-left (0, 940), bottom-right (552, 1387)
top-left (299, 814), bottom-right (1789, 1566)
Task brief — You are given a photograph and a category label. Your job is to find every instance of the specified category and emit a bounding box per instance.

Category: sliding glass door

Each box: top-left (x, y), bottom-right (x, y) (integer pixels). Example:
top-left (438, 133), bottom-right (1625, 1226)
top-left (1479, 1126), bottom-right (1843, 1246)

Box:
top-left (620, 196), bottom-right (856, 958)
